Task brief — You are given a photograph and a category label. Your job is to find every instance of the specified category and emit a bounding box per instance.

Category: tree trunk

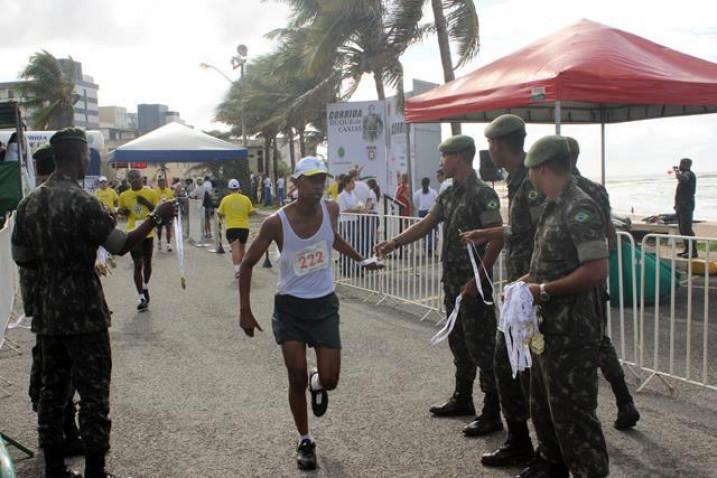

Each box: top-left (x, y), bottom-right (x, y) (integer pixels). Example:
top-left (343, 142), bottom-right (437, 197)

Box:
top-left (272, 134), bottom-right (279, 204)
top-left (298, 125), bottom-right (306, 157)
top-left (431, 0), bottom-right (461, 135)
top-left (286, 127), bottom-right (296, 172)
top-left (263, 135), bottom-right (271, 174)
top-left (373, 68), bottom-right (386, 101)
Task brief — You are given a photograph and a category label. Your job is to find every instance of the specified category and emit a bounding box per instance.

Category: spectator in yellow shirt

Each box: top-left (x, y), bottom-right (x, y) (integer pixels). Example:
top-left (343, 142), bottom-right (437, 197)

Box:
top-left (327, 175), bottom-right (340, 201)
top-left (154, 176), bottom-right (176, 252)
top-left (217, 179), bottom-right (255, 278)
top-left (118, 169), bottom-right (160, 311)
top-left (95, 176), bottom-right (119, 218)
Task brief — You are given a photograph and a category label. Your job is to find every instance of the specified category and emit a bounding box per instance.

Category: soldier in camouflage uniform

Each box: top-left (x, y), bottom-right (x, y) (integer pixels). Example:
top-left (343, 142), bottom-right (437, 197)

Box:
top-left (566, 137), bottom-right (640, 430)
top-left (520, 135), bottom-right (610, 478)
top-left (461, 114), bottom-right (544, 465)
top-left (22, 145), bottom-right (85, 457)
top-left (12, 128), bottom-right (175, 478)
top-left (375, 135), bottom-right (504, 436)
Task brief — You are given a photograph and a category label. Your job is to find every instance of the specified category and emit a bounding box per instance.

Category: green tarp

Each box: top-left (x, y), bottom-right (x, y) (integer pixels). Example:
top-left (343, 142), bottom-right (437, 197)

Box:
top-left (609, 241), bottom-right (680, 307)
top-left (0, 162), bottom-right (21, 219)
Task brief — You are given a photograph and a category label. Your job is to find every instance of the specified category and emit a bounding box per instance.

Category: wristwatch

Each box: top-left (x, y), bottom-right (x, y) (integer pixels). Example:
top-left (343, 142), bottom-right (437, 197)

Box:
top-left (539, 283), bottom-right (550, 302)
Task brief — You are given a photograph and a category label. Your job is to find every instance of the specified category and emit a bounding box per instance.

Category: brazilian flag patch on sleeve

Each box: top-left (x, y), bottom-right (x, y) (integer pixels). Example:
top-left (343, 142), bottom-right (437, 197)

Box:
top-left (574, 210), bottom-right (590, 223)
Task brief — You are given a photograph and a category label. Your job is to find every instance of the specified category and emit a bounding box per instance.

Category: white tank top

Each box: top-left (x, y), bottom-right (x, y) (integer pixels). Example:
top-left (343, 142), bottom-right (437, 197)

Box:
top-left (276, 201), bottom-right (335, 298)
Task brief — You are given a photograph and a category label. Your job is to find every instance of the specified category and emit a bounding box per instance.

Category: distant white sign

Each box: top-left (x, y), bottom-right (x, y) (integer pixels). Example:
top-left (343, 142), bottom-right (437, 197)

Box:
top-left (386, 97), bottom-right (408, 195)
top-left (327, 100), bottom-right (387, 188)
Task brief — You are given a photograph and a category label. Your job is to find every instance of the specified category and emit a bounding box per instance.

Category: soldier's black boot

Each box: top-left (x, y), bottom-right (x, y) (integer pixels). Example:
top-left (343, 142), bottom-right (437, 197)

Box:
top-left (85, 451), bottom-right (119, 478)
top-left (44, 446), bottom-right (82, 478)
top-left (463, 392), bottom-right (503, 436)
top-left (610, 378), bottom-right (640, 430)
top-left (517, 454), bottom-right (569, 478)
top-left (429, 389), bottom-right (475, 417)
top-left (62, 400), bottom-right (85, 457)
top-left (482, 420), bottom-right (533, 467)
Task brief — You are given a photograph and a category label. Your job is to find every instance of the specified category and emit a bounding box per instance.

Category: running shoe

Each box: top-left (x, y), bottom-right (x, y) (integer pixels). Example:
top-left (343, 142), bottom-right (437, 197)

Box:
top-left (157, 240), bottom-right (162, 251)
top-left (167, 243), bottom-right (173, 252)
top-left (137, 297), bottom-right (148, 311)
top-left (309, 368), bottom-right (328, 417)
top-left (143, 288), bottom-right (150, 304)
top-left (296, 439), bottom-right (317, 471)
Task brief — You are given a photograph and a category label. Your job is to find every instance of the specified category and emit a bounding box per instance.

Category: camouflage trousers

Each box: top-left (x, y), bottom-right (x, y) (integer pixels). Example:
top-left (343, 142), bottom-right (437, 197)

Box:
top-left (37, 330), bottom-right (112, 453)
top-left (531, 344), bottom-right (609, 478)
top-left (445, 289), bottom-right (497, 396)
top-left (494, 331), bottom-right (530, 422)
top-left (596, 287), bottom-right (625, 384)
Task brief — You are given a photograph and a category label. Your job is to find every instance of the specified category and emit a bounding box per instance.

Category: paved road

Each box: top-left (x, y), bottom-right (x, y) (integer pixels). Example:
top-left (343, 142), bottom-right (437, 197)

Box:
top-left (3, 217), bottom-right (717, 477)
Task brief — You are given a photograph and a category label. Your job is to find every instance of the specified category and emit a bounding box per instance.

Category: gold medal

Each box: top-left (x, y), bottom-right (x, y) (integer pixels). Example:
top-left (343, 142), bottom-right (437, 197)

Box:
top-left (530, 333), bottom-right (545, 355)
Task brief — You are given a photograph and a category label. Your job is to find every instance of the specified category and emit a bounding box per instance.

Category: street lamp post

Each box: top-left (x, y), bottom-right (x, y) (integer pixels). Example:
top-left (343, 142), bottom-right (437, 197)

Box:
top-left (231, 44), bottom-right (248, 149)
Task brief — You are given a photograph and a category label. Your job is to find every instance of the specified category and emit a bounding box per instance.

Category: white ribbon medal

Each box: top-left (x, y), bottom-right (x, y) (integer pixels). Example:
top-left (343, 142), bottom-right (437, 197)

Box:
top-left (431, 295), bottom-right (462, 346)
top-left (173, 206), bottom-right (186, 289)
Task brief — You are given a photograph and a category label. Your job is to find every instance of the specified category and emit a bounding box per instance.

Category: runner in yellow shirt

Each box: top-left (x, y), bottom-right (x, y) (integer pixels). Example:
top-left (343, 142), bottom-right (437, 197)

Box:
top-left (118, 170), bottom-right (160, 311)
top-left (95, 176), bottom-right (119, 218)
top-left (154, 176), bottom-right (176, 252)
top-left (217, 179), bottom-right (255, 278)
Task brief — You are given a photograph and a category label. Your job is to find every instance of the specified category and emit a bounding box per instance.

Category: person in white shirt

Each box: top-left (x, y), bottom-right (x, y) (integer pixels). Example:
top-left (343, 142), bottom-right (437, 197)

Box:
top-left (277, 176), bottom-right (286, 206)
top-left (337, 176), bottom-right (366, 275)
top-left (437, 167), bottom-right (453, 194)
top-left (263, 176), bottom-right (273, 206)
top-left (413, 177), bottom-right (439, 254)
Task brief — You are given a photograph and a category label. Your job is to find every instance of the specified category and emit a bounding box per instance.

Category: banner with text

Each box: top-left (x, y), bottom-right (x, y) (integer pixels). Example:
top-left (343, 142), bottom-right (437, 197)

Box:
top-left (327, 101), bottom-right (387, 189)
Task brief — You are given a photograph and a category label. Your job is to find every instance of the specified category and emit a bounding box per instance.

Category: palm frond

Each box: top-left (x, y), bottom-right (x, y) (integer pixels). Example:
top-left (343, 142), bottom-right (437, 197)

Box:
top-left (443, 0), bottom-right (480, 68)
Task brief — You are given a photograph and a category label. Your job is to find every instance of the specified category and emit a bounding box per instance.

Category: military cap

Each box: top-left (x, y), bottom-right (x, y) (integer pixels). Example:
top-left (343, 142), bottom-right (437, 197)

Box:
top-left (438, 134), bottom-right (475, 154)
top-left (565, 136), bottom-right (580, 163)
top-left (50, 127), bottom-right (87, 145)
top-left (524, 135), bottom-right (571, 168)
top-left (484, 114), bottom-right (526, 139)
top-left (32, 144), bottom-right (53, 161)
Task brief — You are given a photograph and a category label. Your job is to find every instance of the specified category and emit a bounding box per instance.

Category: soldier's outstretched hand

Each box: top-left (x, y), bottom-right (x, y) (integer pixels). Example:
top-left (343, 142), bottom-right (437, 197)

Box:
top-left (374, 240), bottom-right (395, 259)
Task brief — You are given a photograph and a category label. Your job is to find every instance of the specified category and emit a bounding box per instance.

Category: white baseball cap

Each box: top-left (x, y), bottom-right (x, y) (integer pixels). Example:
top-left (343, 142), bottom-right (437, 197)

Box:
top-left (228, 178), bottom-right (241, 190)
top-left (99, 176), bottom-right (108, 182)
top-left (292, 156), bottom-right (328, 179)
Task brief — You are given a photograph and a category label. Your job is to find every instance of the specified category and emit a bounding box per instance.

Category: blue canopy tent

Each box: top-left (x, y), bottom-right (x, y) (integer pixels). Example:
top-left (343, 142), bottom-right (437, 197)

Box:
top-left (108, 122), bottom-right (247, 163)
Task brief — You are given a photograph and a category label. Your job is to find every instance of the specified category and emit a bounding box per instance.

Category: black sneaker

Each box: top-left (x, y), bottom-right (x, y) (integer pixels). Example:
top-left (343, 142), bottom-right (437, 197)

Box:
top-left (309, 369), bottom-right (328, 417)
top-left (296, 438), bottom-right (317, 470)
top-left (143, 288), bottom-right (150, 304)
top-left (137, 297), bottom-right (148, 311)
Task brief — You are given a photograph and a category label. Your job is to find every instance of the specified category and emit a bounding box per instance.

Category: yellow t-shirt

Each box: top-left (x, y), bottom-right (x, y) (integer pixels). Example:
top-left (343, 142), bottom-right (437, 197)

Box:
top-left (95, 187), bottom-right (119, 211)
top-left (154, 187), bottom-right (175, 202)
top-left (217, 193), bottom-right (254, 229)
top-left (327, 182), bottom-right (338, 201)
top-left (119, 187), bottom-right (159, 238)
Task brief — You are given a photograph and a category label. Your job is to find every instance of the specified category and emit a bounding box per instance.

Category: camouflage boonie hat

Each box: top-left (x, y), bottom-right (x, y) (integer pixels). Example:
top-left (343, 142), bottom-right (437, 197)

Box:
top-left (484, 114), bottom-right (526, 139)
top-left (438, 134), bottom-right (475, 154)
top-left (524, 135), bottom-right (571, 168)
top-left (50, 127), bottom-right (87, 145)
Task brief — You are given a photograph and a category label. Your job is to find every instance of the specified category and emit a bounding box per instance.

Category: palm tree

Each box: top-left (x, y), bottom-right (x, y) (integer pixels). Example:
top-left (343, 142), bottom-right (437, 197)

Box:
top-left (393, 0), bottom-right (480, 134)
top-left (19, 50), bottom-right (79, 130)
top-left (272, 0), bottom-right (423, 102)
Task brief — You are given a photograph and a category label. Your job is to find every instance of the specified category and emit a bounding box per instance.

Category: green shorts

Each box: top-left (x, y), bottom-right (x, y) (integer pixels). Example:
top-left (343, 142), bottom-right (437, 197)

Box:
top-left (272, 293), bottom-right (341, 349)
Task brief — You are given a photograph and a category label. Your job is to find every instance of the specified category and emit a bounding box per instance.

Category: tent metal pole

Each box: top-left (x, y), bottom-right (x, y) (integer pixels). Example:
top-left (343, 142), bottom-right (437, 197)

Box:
top-left (601, 120), bottom-right (606, 186)
top-left (554, 101), bottom-right (562, 134)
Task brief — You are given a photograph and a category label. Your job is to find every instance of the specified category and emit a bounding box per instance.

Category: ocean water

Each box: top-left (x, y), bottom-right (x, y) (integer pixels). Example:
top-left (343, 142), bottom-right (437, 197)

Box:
top-left (605, 172), bottom-right (717, 221)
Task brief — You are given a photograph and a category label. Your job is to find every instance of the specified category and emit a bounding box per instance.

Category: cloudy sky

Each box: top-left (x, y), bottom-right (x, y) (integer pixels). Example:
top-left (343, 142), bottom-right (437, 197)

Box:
top-left (1, 0), bottom-right (715, 180)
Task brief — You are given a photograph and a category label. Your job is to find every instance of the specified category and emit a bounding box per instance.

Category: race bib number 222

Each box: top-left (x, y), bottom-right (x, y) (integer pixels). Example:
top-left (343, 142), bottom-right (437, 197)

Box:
top-left (293, 241), bottom-right (329, 276)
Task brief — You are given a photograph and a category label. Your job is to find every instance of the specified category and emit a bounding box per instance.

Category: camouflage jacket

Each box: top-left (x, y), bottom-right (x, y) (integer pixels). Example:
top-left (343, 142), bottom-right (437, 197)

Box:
top-left (504, 164), bottom-right (545, 281)
top-left (430, 171), bottom-right (502, 290)
top-left (529, 177), bottom-right (608, 348)
top-left (11, 173), bottom-right (116, 336)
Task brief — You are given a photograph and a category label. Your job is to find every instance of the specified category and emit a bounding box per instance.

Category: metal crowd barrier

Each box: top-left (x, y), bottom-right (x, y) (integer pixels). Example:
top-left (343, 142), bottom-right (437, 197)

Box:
top-left (334, 212), bottom-right (505, 323)
top-left (0, 213), bottom-right (19, 396)
top-left (637, 233), bottom-right (717, 393)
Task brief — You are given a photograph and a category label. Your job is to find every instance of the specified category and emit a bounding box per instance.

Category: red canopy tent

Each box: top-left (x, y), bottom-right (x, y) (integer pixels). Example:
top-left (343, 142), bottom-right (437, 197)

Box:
top-left (405, 19), bottom-right (717, 183)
